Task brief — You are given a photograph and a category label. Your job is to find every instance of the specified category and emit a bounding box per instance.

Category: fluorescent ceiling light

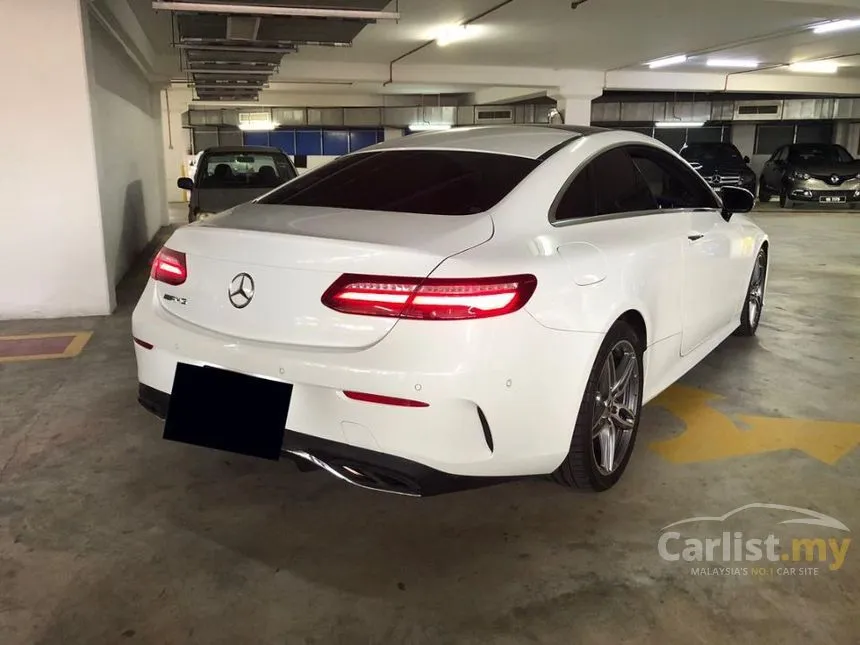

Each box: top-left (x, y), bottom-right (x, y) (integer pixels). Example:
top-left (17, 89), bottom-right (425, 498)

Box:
top-left (408, 123), bottom-right (452, 132)
top-left (812, 19), bottom-right (860, 34)
top-left (648, 55), bottom-right (688, 69)
top-left (707, 58), bottom-right (759, 68)
top-left (239, 121), bottom-right (277, 131)
top-left (435, 24), bottom-right (473, 47)
top-left (655, 121), bottom-right (705, 128)
top-left (789, 61), bottom-right (839, 74)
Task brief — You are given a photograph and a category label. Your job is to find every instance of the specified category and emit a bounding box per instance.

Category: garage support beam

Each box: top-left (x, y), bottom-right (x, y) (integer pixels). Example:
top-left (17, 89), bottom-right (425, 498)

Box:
top-left (548, 91), bottom-right (601, 126)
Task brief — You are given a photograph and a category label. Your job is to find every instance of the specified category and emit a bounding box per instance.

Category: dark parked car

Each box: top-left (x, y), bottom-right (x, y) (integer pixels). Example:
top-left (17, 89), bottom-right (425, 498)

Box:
top-left (679, 142), bottom-right (756, 196)
top-left (177, 146), bottom-right (297, 222)
top-left (759, 143), bottom-right (860, 208)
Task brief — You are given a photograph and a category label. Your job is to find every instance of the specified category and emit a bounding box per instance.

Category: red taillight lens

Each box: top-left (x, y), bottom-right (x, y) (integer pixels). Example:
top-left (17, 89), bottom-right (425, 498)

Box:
top-left (343, 391), bottom-right (429, 407)
top-left (322, 273), bottom-right (537, 320)
top-left (151, 247), bottom-right (187, 286)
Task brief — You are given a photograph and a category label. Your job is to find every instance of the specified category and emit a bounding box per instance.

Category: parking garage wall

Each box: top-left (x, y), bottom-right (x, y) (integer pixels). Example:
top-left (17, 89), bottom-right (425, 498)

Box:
top-left (85, 14), bottom-right (167, 297)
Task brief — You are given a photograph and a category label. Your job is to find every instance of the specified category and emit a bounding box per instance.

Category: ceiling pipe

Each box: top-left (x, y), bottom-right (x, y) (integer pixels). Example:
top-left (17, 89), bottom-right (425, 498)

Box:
top-left (384, 0), bottom-right (517, 86)
top-left (151, 2), bottom-right (400, 20)
top-left (187, 68), bottom-right (274, 75)
top-left (177, 43), bottom-right (301, 53)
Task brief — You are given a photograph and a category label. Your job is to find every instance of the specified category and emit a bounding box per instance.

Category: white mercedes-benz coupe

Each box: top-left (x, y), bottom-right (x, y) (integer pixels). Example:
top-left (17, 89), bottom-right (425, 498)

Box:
top-left (133, 125), bottom-right (768, 496)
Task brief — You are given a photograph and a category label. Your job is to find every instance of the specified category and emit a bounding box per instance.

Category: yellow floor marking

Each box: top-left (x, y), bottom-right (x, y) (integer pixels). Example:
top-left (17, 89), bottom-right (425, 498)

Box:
top-left (0, 331), bottom-right (93, 364)
top-left (649, 385), bottom-right (860, 465)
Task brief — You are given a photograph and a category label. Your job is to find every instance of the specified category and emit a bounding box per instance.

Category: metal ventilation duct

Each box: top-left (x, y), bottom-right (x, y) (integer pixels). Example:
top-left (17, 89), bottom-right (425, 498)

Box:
top-left (156, 0), bottom-right (391, 101)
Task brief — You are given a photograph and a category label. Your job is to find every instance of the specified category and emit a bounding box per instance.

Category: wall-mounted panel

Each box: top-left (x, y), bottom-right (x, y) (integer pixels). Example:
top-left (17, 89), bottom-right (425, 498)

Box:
top-left (322, 130), bottom-right (349, 155)
top-left (270, 130), bottom-right (296, 154)
top-left (307, 108), bottom-right (344, 127)
top-left (344, 107), bottom-right (382, 127)
top-left (296, 130), bottom-right (322, 155)
top-left (272, 108), bottom-right (306, 126)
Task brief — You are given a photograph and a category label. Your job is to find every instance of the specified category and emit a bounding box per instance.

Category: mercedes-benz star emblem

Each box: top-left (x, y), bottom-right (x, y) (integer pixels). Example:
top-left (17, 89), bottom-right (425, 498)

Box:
top-left (228, 273), bottom-right (255, 309)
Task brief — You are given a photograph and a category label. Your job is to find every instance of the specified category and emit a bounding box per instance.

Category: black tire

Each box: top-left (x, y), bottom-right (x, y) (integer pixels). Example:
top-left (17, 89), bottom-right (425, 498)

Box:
top-left (778, 191), bottom-right (793, 209)
top-left (758, 180), bottom-right (772, 202)
top-left (734, 247), bottom-right (767, 337)
top-left (552, 320), bottom-right (644, 492)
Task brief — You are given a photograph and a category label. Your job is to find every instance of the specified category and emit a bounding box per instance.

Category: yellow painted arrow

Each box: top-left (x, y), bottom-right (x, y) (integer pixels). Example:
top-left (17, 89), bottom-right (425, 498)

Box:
top-left (648, 385), bottom-right (860, 465)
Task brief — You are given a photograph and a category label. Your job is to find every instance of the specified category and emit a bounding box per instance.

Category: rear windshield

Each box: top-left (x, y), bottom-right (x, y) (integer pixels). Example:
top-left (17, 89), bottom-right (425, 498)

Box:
top-left (788, 145), bottom-right (853, 164)
top-left (257, 149), bottom-right (539, 215)
top-left (198, 152), bottom-right (296, 189)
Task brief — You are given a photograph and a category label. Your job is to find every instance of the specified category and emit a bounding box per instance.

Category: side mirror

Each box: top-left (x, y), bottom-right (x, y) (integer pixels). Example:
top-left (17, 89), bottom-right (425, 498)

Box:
top-left (721, 186), bottom-right (755, 218)
top-left (177, 177), bottom-right (194, 191)
top-left (743, 156), bottom-right (751, 164)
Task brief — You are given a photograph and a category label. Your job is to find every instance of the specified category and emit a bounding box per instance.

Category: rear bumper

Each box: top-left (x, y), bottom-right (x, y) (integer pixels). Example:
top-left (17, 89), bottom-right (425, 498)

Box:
top-left (132, 280), bottom-right (604, 479)
top-left (137, 383), bottom-right (513, 495)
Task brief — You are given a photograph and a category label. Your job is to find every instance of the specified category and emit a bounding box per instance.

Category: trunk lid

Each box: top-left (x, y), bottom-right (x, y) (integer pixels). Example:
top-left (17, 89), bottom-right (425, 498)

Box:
top-left (156, 203), bottom-right (494, 349)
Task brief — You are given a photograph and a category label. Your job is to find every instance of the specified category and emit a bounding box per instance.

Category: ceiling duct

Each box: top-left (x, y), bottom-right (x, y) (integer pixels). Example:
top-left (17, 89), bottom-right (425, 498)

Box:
top-left (156, 1), bottom-right (391, 102)
top-left (226, 15), bottom-right (260, 40)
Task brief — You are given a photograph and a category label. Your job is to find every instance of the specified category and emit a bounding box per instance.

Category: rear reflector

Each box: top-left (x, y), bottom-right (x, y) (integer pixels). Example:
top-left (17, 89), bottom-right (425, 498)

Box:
top-left (343, 391), bottom-right (429, 408)
top-left (133, 337), bottom-right (153, 350)
top-left (151, 247), bottom-right (187, 286)
top-left (322, 274), bottom-right (537, 320)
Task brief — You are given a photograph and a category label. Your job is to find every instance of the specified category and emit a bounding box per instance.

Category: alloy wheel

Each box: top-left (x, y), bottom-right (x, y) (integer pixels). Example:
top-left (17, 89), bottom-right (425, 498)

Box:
top-left (591, 340), bottom-right (640, 476)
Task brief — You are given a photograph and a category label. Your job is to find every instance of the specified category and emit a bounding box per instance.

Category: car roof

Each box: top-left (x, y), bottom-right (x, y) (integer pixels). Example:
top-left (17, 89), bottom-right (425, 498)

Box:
top-left (369, 125), bottom-right (606, 160)
top-left (201, 146), bottom-right (285, 154)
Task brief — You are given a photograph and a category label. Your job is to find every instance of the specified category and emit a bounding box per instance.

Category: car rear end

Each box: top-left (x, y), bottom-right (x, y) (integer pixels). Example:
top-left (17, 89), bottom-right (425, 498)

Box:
top-left (132, 145), bottom-right (594, 495)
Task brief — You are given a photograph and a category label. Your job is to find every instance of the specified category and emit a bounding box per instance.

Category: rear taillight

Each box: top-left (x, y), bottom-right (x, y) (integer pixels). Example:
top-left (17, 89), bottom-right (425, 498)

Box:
top-left (322, 273), bottom-right (537, 320)
top-left (151, 247), bottom-right (187, 286)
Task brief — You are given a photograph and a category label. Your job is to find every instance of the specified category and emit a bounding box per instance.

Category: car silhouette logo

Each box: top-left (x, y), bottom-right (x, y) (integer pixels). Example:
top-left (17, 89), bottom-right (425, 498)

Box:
top-left (228, 273), bottom-right (255, 309)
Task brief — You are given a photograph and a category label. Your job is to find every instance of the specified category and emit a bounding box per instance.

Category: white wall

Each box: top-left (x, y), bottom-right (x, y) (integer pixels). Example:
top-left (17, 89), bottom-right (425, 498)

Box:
top-left (0, 0), bottom-right (112, 319)
top-left (85, 13), bottom-right (167, 296)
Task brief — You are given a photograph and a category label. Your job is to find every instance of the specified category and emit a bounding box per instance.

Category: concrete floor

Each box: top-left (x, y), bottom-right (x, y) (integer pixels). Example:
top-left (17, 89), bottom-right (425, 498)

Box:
top-left (1, 209), bottom-right (858, 645)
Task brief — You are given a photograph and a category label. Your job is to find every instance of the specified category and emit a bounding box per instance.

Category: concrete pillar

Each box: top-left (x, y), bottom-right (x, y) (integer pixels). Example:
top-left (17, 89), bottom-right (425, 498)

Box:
top-left (548, 92), bottom-right (599, 126)
top-left (0, 0), bottom-right (111, 318)
top-left (162, 87), bottom-right (194, 203)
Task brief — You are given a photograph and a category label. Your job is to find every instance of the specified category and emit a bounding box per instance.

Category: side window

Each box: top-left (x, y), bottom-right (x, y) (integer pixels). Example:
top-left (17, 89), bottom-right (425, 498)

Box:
top-left (629, 147), bottom-right (719, 210)
top-left (555, 165), bottom-right (595, 221)
top-left (554, 148), bottom-right (656, 221)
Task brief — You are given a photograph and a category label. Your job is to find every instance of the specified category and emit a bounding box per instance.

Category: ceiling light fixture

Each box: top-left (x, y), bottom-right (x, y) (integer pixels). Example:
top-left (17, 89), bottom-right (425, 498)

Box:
top-left (707, 58), bottom-right (760, 68)
top-left (789, 61), bottom-right (839, 74)
top-left (408, 123), bottom-right (453, 132)
top-left (648, 55), bottom-right (688, 69)
top-left (812, 19), bottom-right (860, 34)
top-left (151, 2), bottom-right (400, 20)
top-left (238, 121), bottom-right (277, 131)
top-left (435, 24), bottom-right (473, 47)
top-left (655, 121), bottom-right (705, 128)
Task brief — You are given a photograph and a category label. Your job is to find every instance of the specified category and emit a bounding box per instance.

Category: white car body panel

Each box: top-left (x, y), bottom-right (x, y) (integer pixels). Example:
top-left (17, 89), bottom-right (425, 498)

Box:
top-left (133, 126), bottom-right (768, 484)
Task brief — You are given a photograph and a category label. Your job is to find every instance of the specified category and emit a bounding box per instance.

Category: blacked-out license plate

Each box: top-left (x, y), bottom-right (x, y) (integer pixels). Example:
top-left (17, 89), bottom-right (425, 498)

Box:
top-left (163, 363), bottom-right (292, 460)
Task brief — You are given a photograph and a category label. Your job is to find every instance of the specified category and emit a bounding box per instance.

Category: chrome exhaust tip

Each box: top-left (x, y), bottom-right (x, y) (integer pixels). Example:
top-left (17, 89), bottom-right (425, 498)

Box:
top-left (283, 450), bottom-right (421, 497)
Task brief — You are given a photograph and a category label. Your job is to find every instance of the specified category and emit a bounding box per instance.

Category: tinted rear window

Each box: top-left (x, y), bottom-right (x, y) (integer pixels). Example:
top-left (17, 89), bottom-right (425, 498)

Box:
top-left (199, 152), bottom-right (296, 189)
top-left (257, 150), bottom-right (539, 215)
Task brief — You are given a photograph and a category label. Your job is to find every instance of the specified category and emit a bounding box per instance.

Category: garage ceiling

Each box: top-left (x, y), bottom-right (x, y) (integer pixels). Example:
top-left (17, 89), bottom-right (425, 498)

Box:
top-left (138, 0), bottom-right (860, 97)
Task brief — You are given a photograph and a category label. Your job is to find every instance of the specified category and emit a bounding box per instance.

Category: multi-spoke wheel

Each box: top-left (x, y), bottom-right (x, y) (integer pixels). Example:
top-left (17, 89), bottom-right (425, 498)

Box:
top-left (735, 247), bottom-right (768, 337)
top-left (553, 320), bottom-right (644, 491)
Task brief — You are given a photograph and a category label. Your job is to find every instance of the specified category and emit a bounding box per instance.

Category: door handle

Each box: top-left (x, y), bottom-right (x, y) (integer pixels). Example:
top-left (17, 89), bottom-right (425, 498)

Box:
top-left (688, 234), bottom-right (704, 242)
